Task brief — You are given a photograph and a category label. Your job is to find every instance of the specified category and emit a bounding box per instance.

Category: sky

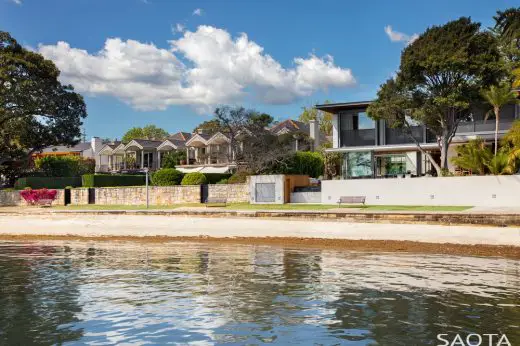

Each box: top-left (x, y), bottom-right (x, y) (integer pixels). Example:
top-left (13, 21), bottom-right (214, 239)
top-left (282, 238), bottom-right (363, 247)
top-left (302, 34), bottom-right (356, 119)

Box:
top-left (2, 0), bottom-right (517, 140)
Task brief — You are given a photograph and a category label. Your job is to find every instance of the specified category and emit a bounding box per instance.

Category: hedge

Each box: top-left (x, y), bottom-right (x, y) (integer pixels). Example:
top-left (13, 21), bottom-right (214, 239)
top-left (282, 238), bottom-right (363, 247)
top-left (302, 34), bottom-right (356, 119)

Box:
top-left (204, 173), bottom-right (232, 184)
top-left (82, 174), bottom-right (146, 187)
top-left (151, 169), bottom-right (184, 186)
top-left (181, 172), bottom-right (208, 185)
top-left (14, 177), bottom-right (82, 189)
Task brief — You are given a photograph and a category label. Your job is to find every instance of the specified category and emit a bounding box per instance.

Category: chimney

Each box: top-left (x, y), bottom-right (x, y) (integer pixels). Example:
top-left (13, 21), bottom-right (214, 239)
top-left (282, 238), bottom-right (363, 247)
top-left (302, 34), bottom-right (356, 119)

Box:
top-left (91, 136), bottom-right (103, 154)
top-left (309, 119), bottom-right (320, 151)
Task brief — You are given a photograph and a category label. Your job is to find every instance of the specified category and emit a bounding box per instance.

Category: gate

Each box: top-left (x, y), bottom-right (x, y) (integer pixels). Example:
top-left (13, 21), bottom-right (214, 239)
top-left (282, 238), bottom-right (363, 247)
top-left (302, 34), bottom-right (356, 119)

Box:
top-left (64, 188), bottom-right (71, 206)
top-left (200, 184), bottom-right (209, 203)
top-left (88, 188), bottom-right (96, 204)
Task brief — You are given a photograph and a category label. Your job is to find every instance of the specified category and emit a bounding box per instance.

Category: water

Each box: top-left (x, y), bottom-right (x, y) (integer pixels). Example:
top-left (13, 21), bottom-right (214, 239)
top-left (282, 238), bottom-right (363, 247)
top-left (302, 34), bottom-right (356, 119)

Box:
top-left (0, 241), bottom-right (518, 346)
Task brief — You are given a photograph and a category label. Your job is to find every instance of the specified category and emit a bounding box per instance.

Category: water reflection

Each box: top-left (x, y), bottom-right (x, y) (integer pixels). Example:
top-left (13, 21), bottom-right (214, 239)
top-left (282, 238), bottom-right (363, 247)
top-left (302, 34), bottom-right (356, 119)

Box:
top-left (0, 241), bottom-right (518, 345)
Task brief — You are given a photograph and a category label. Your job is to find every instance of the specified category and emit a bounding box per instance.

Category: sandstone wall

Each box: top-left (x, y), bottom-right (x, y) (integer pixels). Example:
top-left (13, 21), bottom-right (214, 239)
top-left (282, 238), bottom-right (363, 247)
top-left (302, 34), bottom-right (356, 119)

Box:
top-left (207, 184), bottom-right (250, 203)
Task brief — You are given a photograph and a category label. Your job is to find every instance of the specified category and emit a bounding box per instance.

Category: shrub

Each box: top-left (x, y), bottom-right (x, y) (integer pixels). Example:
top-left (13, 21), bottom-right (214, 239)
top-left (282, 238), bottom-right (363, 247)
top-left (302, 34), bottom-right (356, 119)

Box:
top-left (216, 178), bottom-right (228, 184)
top-left (181, 172), bottom-right (207, 185)
top-left (161, 151), bottom-right (186, 168)
top-left (151, 169), bottom-right (184, 186)
top-left (34, 155), bottom-right (95, 177)
top-left (20, 188), bottom-right (58, 205)
top-left (228, 171), bottom-right (250, 184)
top-left (14, 177), bottom-right (82, 189)
top-left (82, 174), bottom-right (146, 187)
top-left (204, 173), bottom-right (232, 184)
top-left (278, 152), bottom-right (324, 178)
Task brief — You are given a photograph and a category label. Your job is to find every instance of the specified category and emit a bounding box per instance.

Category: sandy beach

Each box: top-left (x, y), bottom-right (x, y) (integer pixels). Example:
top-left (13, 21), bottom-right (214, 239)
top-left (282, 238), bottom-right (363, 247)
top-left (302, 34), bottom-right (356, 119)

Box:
top-left (0, 213), bottom-right (518, 258)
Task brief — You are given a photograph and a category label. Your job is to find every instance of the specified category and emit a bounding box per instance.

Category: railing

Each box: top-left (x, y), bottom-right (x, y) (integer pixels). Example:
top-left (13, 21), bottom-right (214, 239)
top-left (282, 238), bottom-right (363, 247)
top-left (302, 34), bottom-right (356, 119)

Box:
top-left (457, 119), bottom-right (515, 134)
top-left (385, 126), bottom-right (424, 145)
top-left (340, 129), bottom-right (376, 147)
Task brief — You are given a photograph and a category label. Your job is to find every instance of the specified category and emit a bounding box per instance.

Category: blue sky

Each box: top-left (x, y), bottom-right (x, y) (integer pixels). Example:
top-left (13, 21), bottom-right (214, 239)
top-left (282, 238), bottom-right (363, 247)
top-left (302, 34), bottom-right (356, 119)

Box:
top-left (2, 0), bottom-right (517, 140)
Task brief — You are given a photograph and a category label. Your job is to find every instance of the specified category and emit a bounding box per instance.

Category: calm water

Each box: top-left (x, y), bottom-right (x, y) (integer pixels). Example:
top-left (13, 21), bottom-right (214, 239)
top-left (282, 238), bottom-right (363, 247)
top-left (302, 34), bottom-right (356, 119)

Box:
top-left (0, 241), bottom-right (518, 345)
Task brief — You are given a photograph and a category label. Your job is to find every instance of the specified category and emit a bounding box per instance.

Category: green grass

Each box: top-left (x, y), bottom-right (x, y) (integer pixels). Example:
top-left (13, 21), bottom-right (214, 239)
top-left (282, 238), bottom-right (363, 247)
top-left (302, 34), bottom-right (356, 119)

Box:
top-left (53, 203), bottom-right (471, 212)
top-left (361, 205), bottom-right (471, 212)
top-left (54, 204), bottom-right (202, 210)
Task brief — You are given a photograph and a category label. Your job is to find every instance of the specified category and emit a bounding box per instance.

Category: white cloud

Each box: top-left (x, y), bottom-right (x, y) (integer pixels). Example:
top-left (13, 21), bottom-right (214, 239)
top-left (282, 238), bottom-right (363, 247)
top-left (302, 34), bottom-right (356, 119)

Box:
top-left (172, 23), bottom-right (185, 34)
top-left (192, 8), bottom-right (203, 16)
top-left (384, 25), bottom-right (418, 45)
top-left (38, 25), bottom-right (355, 112)
top-left (11, 0), bottom-right (22, 5)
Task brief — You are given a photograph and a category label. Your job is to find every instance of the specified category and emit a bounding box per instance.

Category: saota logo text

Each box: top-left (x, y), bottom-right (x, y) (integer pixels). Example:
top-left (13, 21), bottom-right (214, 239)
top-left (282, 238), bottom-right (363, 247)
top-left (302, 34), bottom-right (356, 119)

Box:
top-left (437, 334), bottom-right (511, 346)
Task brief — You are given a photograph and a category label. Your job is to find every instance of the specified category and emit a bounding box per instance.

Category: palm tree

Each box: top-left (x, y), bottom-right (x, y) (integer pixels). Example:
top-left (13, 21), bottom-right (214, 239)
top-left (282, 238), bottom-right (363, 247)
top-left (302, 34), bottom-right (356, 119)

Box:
top-left (513, 68), bottom-right (520, 89)
top-left (503, 120), bottom-right (520, 168)
top-left (481, 84), bottom-right (519, 156)
top-left (450, 139), bottom-right (492, 175)
top-left (494, 8), bottom-right (520, 45)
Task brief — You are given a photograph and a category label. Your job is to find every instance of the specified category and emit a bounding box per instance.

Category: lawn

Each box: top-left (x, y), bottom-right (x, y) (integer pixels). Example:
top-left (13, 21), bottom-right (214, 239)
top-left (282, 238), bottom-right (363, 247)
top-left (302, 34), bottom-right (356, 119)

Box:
top-left (54, 204), bottom-right (202, 210)
top-left (54, 203), bottom-right (471, 212)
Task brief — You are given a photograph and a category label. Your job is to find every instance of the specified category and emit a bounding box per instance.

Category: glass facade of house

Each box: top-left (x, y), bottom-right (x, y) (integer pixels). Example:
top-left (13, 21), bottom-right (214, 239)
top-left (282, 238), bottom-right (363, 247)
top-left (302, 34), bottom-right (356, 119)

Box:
top-left (339, 111), bottom-right (376, 147)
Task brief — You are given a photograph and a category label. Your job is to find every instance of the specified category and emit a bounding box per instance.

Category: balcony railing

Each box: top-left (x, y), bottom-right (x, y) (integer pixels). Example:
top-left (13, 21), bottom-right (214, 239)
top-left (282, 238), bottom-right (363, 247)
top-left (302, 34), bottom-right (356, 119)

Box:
top-left (385, 126), bottom-right (424, 145)
top-left (457, 119), bottom-right (515, 134)
top-left (340, 129), bottom-right (376, 147)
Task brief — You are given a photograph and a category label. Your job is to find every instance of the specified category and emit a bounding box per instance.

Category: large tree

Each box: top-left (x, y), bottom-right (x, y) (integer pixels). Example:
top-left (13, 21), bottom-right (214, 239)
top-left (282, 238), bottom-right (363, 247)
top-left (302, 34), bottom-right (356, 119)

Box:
top-left (192, 119), bottom-right (223, 136)
top-left (121, 124), bottom-right (169, 143)
top-left (367, 18), bottom-right (504, 174)
top-left (298, 100), bottom-right (333, 136)
top-left (481, 83), bottom-right (519, 155)
top-left (0, 31), bottom-right (87, 182)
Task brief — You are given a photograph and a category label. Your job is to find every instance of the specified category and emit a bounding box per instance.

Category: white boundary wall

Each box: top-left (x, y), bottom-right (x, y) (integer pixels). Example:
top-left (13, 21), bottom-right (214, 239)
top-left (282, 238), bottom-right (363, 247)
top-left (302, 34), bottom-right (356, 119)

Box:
top-left (321, 175), bottom-right (520, 207)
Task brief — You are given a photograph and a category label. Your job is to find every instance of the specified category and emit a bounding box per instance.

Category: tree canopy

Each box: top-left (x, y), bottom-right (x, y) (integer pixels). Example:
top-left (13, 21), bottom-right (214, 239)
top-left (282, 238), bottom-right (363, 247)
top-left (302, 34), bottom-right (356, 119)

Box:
top-left (368, 17), bottom-right (504, 174)
top-left (121, 124), bottom-right (169, 143)
top-left (0, 31), bottom-right (87, 182)
top-left (298, 101), bottom-right (333, 136)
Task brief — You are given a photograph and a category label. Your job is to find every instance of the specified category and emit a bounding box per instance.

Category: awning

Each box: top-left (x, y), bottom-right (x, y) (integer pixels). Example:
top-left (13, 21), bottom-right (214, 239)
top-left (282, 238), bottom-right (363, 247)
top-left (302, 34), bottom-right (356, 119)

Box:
top-left (177, 167), bottom-right (204, 173)
top-left (176, 166), bottom-right (231, 174)
top-left (200, 166), bottom-right (231, 174)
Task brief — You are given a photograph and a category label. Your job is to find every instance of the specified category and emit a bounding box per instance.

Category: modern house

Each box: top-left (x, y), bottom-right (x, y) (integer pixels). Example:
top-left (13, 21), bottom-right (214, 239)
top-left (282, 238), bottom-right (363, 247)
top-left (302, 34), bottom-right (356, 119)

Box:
top-left (96, 119), bottom-right (323, 174)
top-left (315, 101), bottom-right (520, 179)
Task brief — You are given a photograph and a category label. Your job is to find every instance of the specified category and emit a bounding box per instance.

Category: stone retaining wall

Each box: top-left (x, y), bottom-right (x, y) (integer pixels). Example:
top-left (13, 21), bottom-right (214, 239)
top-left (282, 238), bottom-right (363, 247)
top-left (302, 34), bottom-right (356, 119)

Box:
top-left (0, 190), bottom-right (65, 206)
top-left (71, 188), bottom-right (89, 205)
top-left (207, 184), bottom-right (249, 203)
top-left (1, 184), bottom-right (250, 207)
top-left (94, 186), bottom-right (201, 205)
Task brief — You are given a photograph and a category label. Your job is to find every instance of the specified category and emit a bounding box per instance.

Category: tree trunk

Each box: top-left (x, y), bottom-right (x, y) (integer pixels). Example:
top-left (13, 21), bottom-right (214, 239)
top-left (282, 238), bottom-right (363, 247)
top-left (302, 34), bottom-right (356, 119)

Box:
top-left (494, 107), bottom-right (500, 156)
top-left (439, 134), bottom-right (450, 172)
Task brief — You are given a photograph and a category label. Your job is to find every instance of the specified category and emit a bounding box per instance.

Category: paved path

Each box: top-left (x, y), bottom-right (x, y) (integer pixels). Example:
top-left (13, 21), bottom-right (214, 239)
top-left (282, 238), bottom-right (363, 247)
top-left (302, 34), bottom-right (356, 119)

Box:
top-left (0, 214), bottom-right (518, 246)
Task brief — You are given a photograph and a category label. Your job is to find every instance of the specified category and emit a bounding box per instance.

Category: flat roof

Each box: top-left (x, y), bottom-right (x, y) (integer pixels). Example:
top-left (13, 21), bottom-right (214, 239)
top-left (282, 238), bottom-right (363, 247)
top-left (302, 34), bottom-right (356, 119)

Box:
top-left (315, 101), bottom-right (372, 113)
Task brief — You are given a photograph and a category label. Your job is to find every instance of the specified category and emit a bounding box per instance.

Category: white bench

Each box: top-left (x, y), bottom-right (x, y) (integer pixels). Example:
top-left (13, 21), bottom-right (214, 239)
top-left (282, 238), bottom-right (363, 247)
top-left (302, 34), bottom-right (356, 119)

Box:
top-left (337, 196), bottom-right (366, 207)
top-left (205, 197), bottom-right (227, 207)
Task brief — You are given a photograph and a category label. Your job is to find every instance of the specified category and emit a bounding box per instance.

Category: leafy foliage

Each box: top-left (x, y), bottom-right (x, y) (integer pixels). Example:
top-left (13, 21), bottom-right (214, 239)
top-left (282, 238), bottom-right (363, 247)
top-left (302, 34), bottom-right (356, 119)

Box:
top-left (322, 151), bottom-right (342, 179)
top-left (268, 151), bottom-right (324, 178)
top-left (193, 119), bottom-right (223, 136)
top-left (0, 31), bottom-right (87, 182)
top-left (450, 138), bottom-right (516, 175)
top-left (121, 125), bottom-right (169, 143)
top-left (480, 83), bottom-right (519, 155)
top-left (181, 172), bottom-right (207, 185)
top-left (14, 176), bottom-right (82, 189)
top-left (494, 7), bottom-right (520, 47)
top-left (450, 139), bottom-right (492, 175)
top-left (34, 155), bottom-right (95, 177)
top-left (368, 18), bottom-right (504, 174)
top-left (298, 100), bottom-right (333, 136)
top-left (151, 169), bottom-right (183, 186)
top-left (204, 173), bottom-right (232, 184)
top-left (20, 188), bottom-right (58, 205)
top-left (161, 150), bottom-right (186, 168)
top-left (228, 171), bottom-right (250, 184)
top-left (82, 174), bottom-right (146, 187)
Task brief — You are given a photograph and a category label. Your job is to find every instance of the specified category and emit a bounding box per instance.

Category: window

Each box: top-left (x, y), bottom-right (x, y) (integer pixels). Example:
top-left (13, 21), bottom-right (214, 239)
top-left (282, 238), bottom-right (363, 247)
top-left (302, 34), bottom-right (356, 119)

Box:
top-left (343, 151), bottom-right (373, 178)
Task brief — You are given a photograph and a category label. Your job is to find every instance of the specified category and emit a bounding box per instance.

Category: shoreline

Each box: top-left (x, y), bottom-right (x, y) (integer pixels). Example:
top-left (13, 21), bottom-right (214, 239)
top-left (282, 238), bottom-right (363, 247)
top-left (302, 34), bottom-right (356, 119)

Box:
top-left (0, 234), bottom-right (518, 259)
top-left (2, 207), bottom-right (520, 227)
top-left (0, 213), bottom-right (518, 259)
